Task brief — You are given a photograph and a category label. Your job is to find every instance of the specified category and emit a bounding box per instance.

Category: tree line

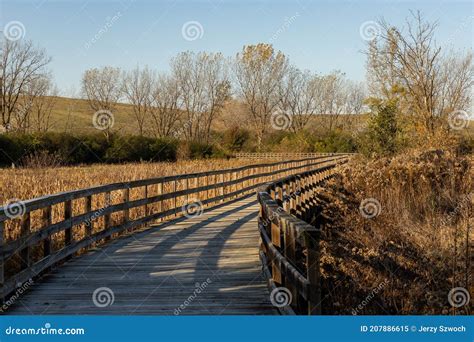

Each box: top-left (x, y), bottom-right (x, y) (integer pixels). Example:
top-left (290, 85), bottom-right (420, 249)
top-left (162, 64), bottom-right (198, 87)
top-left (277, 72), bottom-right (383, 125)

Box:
top-left (1, 11), bottom-right (471, 155)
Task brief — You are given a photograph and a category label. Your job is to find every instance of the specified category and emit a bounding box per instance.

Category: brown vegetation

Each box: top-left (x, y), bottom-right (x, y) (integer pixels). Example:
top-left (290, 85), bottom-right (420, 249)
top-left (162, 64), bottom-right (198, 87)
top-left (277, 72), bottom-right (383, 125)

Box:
top-left (316, 150), bottom-right (472, 315)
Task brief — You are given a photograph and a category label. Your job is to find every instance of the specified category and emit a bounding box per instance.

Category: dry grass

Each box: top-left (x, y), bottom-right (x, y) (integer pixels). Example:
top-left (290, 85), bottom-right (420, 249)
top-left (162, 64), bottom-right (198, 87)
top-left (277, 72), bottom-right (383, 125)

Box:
top-left (0, 158), bottom-right (261, 204)
top-left (0, 158), bottom-right (273, 277)
top-left (317, 150), bottom-right (473, 315)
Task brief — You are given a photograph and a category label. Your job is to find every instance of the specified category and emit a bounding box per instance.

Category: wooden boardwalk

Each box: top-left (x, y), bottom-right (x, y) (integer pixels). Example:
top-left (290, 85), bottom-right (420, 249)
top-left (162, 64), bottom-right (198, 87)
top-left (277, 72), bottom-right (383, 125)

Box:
top-left (8, 195), bottom-right (277, 315)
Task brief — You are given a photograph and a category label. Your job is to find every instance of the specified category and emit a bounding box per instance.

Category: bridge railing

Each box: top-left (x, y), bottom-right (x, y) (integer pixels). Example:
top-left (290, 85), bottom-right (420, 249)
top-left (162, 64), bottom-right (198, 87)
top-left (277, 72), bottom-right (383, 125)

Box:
top-left (257, 156), bottom-right (349, 315)
top-left (0, 153), bottom-right (348, 300)
top-left (233, 152), bottom-right (327, 159)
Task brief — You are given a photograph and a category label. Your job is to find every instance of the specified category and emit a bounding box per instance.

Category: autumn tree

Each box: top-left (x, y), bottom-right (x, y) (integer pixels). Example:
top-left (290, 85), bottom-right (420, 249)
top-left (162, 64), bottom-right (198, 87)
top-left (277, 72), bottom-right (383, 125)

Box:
top-left (150, 74), bottom-right (181, 138)
top-left (122, 66), bottom-right (154, 135)
top-left (234, 44), bottom-right (288, 148)
top-left (171, 51), bottom-right (230, 143)
top-left (0, 40), bottom-right (51, 131)
top-left (278, 67), bottom-right (319, 132)
top-left (81, 66), bottom-right (122, 138)
top-left (14, 74), bottom-right (57, 132)
top-left (367, 11), bottom-right (473, 135)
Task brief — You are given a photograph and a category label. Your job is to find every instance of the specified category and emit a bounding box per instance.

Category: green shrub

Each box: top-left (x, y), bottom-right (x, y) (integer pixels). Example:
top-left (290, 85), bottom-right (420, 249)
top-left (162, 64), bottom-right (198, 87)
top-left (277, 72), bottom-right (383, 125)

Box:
top-left (105, 135), bottom-right (177, 162)
top-left (0, 132), bottom-right (177, 166)
top-left (314, 130), bottom-right (357, 153)
top-left (222, 127), bottom-right (251, 151)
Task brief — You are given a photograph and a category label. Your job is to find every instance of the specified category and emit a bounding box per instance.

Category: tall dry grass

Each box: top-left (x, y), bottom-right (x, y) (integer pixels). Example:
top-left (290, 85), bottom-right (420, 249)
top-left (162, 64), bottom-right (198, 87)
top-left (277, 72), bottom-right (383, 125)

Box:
top-left (318, 150), bottom-right (473, 315)
top-left (0, 158), bottom-right (275, 277)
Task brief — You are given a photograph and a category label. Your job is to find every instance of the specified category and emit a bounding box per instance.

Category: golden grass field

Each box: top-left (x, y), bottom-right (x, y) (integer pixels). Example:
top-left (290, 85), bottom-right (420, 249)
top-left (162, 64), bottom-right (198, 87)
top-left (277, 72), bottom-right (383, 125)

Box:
top-left (0, 158), bottom-right (266, 204)
top-left (1, 157), bottom-right (278, 275)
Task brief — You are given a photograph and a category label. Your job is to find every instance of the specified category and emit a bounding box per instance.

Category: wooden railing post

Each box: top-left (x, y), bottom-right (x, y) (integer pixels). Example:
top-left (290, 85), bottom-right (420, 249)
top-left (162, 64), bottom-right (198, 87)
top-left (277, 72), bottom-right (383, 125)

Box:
top-left (42, 206), bottom-right (52, 259)
top-left (104, 192), bottom-right (111, 241)
top-left (19, 212), bottom-right (31, 270)
top-left (144, 185), bottom-right (149, 218)
top-left (85, 195), bottom-right (93, 248)
top-left (123, 187), bottom-right (130, 223)
top-left (271, 219), bottom-right (282, 285)
top-left (305, 231), bottom-right (321, 315)
top-left (64, 200), bottom-right (72, 259)
top-left (173, 178), bottom-right (178, 217)
top-left (157, 182), bottom-right (163, 221)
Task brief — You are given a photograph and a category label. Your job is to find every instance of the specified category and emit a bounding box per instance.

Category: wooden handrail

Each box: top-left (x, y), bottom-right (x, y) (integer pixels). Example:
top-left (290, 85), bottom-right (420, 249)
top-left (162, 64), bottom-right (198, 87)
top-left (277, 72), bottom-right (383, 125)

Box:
top-left (0, 153), bottom-right (348, 299)
top-left (257, 156), bottom-right (350, 315)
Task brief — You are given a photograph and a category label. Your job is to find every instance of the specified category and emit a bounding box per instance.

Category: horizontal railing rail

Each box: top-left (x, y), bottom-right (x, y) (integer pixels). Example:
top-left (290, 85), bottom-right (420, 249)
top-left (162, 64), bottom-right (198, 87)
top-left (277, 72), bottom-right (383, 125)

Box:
top-left (0, 153), bottom-right (349, 300)
top-left (257, 156), bottom-right (350, 315)
top-left (233, 152), bottom-right (332, 159)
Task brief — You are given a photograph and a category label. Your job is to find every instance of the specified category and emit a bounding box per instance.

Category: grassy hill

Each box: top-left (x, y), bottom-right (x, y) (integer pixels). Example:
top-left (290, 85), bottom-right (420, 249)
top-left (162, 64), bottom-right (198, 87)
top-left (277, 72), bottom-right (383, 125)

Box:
top-left (47, 97), bottom-right (140, 135)
top-left (33, 96), bottom-right (474, 137)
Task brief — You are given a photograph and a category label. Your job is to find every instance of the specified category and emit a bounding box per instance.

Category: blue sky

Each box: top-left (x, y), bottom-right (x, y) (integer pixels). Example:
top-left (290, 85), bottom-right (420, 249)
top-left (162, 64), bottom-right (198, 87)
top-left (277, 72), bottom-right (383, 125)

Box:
top-left (2, 0), bottom-right (472, 96)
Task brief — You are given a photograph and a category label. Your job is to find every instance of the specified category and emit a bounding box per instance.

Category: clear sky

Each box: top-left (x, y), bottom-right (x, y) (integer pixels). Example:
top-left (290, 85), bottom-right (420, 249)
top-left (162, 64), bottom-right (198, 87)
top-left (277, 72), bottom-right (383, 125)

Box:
top-left (2, 0), bottom-right (472, 95)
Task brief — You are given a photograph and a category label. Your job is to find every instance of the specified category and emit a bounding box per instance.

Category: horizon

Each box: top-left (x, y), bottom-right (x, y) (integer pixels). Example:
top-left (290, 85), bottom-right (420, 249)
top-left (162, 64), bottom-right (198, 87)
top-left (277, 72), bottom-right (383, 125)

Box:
top-left (1, 0), bottom-right (472, 96)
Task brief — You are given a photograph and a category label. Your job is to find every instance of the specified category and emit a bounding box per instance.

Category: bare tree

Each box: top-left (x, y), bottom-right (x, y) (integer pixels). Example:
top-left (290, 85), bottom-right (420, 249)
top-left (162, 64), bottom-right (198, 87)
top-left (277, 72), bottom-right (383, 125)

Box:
top-left (171, 51), bottom-right (230, 143)
top-left (150, 74), bottom-right (181, 138)
top-left (234, 44), bottom-right (288, 148)
top-left (82, 66), bottom-right (122, 138)
top-left (82, 66), bottom-right (122, 112)
top-left (279, 67), bottom-right (319, 132)
top-left (122, 66), bottom-right (154, 135)
top-left (13, 74), bottom-right (57, 132)
top-left (318, 71), bottom-right (349, 131)
top-left (367, 11), bottom-right (473, 134)
top-left (0, 40), bottom-right (51, 131)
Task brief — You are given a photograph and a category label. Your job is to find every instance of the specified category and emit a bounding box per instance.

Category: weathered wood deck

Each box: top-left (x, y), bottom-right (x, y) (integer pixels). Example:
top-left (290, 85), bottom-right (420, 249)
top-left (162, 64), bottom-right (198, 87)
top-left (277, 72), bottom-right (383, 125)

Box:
top-left (8, 195), bottom-right (277, 315)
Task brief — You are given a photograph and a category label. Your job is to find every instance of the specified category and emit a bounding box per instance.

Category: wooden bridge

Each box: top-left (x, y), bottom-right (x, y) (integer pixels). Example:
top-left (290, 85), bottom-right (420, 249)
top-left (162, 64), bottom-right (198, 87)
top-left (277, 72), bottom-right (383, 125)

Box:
top-left (0, 154), bottom-right (349, 315)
